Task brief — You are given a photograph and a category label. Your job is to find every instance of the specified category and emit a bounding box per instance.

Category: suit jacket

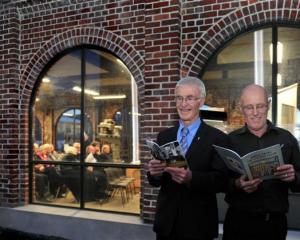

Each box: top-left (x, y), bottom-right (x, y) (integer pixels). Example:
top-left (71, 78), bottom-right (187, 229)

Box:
top-left (148, 121), bottom-right (229, 239)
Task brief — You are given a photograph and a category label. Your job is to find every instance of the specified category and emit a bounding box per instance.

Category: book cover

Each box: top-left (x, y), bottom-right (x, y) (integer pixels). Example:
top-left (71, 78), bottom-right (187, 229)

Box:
top-left (213, 144), bottom-right (284, 180)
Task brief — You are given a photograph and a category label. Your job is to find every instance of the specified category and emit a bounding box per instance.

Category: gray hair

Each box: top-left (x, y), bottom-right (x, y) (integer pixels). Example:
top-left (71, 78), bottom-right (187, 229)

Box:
top-left (175, 76), bottom-right (206, 98)
top-left (66, 146), bottom-right (78, 155)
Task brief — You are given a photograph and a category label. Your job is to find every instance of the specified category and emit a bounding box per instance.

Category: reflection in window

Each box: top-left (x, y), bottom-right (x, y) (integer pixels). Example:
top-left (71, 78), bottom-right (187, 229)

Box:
top-left (31, 48), bottom-right (140, 214)
top-left (202, 26), bottom-right (300, 142)
top-left (56, 109), bottom-right (92, 152)
top-left (277, 27), bottom-right (300, 142)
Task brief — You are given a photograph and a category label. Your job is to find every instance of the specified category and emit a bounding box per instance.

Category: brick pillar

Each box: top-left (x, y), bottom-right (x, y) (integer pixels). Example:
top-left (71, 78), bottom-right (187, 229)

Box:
top-left (142, 0), bottom-right (181, 223)
top-left (0, 3), bottom-right (23, 207)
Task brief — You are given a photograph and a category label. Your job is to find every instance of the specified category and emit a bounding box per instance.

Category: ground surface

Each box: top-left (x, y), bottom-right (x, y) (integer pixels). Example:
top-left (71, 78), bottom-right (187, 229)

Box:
top-left (0, 227), bottom-right (68, 240)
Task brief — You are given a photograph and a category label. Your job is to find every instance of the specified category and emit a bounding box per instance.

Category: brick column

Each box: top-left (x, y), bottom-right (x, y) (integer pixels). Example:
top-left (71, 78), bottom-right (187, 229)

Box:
top-left (0, 3), bottom-right (23, 207)
top-left (142, 0), bottom-right (181, 223)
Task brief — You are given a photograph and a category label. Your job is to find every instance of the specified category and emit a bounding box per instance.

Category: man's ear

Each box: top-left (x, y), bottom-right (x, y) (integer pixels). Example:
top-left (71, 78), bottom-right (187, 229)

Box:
top-left (199, 97), bottom-right (205, 107)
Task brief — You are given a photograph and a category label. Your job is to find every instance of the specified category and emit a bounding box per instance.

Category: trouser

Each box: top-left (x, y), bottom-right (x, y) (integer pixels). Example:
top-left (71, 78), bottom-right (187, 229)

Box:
top-left (156, 234), bottom-right (214, 240)
top-left (156, 218), bottom-right (215, 240)
top-left (223, 207), bottom-right (287, 240)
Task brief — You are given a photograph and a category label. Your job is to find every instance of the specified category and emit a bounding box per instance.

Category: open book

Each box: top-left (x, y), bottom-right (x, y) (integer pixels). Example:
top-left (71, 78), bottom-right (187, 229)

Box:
top-left (213, 144), bottom-right (284, 180)
top-left (146, 139), bottom-right (187, 167)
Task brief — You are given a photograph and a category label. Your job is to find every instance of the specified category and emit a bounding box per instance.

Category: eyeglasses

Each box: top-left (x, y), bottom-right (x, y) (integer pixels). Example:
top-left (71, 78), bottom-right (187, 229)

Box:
top-left (175, 95), bottom-right (200, 104)
top-left (242, 103), bottom-right (268, 114)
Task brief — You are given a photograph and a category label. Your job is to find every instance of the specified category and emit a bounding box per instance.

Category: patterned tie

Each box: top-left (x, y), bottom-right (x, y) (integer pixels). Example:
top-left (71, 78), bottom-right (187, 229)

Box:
top-left (180, 127), bottom-right (189, 154)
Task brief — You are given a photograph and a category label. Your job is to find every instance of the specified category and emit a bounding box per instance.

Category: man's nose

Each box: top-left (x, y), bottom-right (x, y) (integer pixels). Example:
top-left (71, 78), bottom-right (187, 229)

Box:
top-left (253, 106), bottom-right (258, 115)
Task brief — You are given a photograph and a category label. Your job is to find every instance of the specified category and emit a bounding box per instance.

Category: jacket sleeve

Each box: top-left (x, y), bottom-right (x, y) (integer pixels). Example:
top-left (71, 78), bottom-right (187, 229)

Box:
top-left (289, 135), bottom-right (300, 192)
top-left (189, 132), bottom-right (231, 194)
top-left (147, 171), bottom-right (162, 187)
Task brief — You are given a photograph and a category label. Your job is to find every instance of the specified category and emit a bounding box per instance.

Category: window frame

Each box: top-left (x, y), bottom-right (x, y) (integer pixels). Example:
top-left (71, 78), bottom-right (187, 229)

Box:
top-left (29, 45), bottom-right (141, 214)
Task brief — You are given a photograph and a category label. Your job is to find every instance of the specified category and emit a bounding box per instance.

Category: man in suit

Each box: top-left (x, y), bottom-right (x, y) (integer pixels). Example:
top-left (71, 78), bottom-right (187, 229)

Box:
top-left (147, 76), bottom-right (229, 240)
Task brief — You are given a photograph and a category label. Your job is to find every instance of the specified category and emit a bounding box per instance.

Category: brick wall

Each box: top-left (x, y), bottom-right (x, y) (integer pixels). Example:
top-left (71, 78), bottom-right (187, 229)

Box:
top-left (0, 0), bottom-right (300, 223)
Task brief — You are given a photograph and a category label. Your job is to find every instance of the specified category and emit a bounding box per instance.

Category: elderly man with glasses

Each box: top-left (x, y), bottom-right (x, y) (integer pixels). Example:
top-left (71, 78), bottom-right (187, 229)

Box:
top-left (223, 84), bottom-right (300, 240)
top-left (147, 76), bottom-right (229, 240)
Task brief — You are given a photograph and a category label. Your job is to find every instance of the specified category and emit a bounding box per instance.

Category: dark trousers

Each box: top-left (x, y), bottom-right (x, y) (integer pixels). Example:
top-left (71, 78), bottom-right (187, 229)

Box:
top-left (156, 220), bottom-right (215, 240)
top-left (223, 208), bottom-right (287, 240)
top-left (156, 234), bottom-right (214, 240)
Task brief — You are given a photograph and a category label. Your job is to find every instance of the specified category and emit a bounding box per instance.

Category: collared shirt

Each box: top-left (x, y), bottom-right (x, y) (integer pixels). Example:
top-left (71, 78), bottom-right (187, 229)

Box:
top-left (225, 120), bottom-right (300, 213)
top-left (177, 117), bottom-right (201, 152)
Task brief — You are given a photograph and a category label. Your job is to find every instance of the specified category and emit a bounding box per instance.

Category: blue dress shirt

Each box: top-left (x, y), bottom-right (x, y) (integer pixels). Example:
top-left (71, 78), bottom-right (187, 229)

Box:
top-left (177, 117), bottom-right (201, 152)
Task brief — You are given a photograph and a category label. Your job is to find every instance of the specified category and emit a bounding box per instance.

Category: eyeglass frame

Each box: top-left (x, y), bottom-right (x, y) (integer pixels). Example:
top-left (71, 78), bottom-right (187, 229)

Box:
top-left (241, 103), bottom-right (269, 114)
top-left (175, 95), bottom-right (201, 104)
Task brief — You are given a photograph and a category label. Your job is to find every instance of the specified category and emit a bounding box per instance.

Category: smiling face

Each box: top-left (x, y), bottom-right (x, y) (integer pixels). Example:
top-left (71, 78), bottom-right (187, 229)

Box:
top-left (240, 84), bottom-right (269, 137)
top-left (175, 84), bottom-right (205, 126)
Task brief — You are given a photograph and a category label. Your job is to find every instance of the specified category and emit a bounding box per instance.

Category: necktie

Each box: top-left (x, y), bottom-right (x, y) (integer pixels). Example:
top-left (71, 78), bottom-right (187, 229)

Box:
top-left (180, 127), bottom-right (189, 154)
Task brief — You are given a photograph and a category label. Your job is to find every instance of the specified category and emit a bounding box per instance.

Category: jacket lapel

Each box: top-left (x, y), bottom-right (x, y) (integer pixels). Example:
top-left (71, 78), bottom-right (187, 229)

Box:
top-left (185, 122), bottom-right (206, 161)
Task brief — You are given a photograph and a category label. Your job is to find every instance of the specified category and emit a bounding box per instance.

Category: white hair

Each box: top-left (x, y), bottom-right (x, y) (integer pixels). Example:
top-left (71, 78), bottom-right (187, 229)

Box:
top-left (175, 76), bottom-right (206, 98)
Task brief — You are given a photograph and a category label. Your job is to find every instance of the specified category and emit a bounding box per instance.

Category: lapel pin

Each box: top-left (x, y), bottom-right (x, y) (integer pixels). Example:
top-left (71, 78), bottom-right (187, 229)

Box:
top-left (197, 136), bottom-right (200, 141)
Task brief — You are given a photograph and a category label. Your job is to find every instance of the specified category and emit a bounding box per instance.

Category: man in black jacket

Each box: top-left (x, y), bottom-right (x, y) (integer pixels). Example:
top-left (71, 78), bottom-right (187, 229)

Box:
top-left (147, 76), bottom-right (229, 240)
top-left (223, 84), bottom-right (300, 240)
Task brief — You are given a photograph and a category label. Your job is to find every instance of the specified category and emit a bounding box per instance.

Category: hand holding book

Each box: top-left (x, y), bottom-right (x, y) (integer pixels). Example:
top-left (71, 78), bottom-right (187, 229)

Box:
top-left (146, 139), bottom-right (188, 168)
top-left (148, 159), bottom-right (166, 176)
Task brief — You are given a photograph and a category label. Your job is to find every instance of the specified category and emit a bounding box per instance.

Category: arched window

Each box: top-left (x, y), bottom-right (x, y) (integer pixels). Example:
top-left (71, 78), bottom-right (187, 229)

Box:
top-left (201, 26), bottom-right (300, 142)
top-left (30, 47), bottom-right (140, 214)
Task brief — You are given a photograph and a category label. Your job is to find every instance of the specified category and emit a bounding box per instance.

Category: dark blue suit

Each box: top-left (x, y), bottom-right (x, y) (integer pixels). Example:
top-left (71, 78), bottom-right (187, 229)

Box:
top-left (148, 121), bottom-right (229, 240)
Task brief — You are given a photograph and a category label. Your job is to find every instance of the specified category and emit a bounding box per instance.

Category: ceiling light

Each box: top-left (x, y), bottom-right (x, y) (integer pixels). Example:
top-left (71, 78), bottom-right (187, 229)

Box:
top-left (63, 113), bottom-right (74, 117)
top-left (42, 77), bottom-right (50, 83)
top-left (72, 86), bottom-right (99, 96)
top-left (93, 94), bottom-right (126, 100)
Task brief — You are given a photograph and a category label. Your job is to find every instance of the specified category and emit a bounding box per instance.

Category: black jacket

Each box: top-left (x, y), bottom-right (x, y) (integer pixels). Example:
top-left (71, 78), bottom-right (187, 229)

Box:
top-left (148, 121), bottom-right (229, 239)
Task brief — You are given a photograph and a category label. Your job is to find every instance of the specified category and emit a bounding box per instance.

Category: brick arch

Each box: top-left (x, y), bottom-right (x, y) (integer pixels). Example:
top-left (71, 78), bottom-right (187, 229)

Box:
top-left (21, 27), bottom-right (145, 104)
top-left (182, 0), bottom-right (300, 76)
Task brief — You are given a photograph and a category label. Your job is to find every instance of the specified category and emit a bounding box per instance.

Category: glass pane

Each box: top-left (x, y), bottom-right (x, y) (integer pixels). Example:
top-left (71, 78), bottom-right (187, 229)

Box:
top-left (56, 109), bottom-right (81, 152)
top-left (82, 49), bottom-right (139, 212)
top-left (202, 29), bottom-right (272, 133)
top-left (277, 27), bottom-right (300, 142)
top-left (84, 166), bottom-right (140, 214)
top-left (32, 49), bottom-right (82, 204)
top-left (84, 49), bottom-right (133, 162)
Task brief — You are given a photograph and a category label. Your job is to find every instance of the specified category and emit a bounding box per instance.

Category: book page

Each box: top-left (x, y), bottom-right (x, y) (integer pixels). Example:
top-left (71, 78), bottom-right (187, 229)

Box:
top-left (146, 140), bottom-right (187, 167)
top-left (213, 145), bottom-right (245, 175)
top-left (161, 141), bottom-right (187, 167)
top-left (242, 144), bottom-right (284, 180)
top-left (146, 139), bottom-right (167, 161)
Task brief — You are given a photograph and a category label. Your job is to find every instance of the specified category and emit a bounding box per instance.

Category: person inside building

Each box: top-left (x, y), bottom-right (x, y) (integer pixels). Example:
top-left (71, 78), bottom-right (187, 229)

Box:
top-left (73, 142), bottom-right (81, 157)
top-left (60, 146), bottom-right (82, 202)
top-left (85, 144), bottom-right (108, 201)
top-left (222, 84), bottom-right (300, 240)
top-left (33, 143), bottom-right (49, 201)
top-left (35, 143), bottom-right (61, 200)
top-left (91, 141), bottom-right (101, 161)
top-left (147, 76), bottom-right (229, 240)
top-left (98, 144), bottom-right (112, 162)
top-left (85, 145), bottom-right (97, 172)
top-left (48, 143), bottom-right (60, 160)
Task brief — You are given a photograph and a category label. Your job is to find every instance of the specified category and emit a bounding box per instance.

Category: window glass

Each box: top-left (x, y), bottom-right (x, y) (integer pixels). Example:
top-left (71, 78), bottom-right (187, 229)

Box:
top-left (32, 49), bottom-right (82, 205)
top-left (277, 27), bottom-right (300, 142)
top-left (31, 48), bottom-right (140, 214)
top-left (202, 28), bottom-right (272, 133)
